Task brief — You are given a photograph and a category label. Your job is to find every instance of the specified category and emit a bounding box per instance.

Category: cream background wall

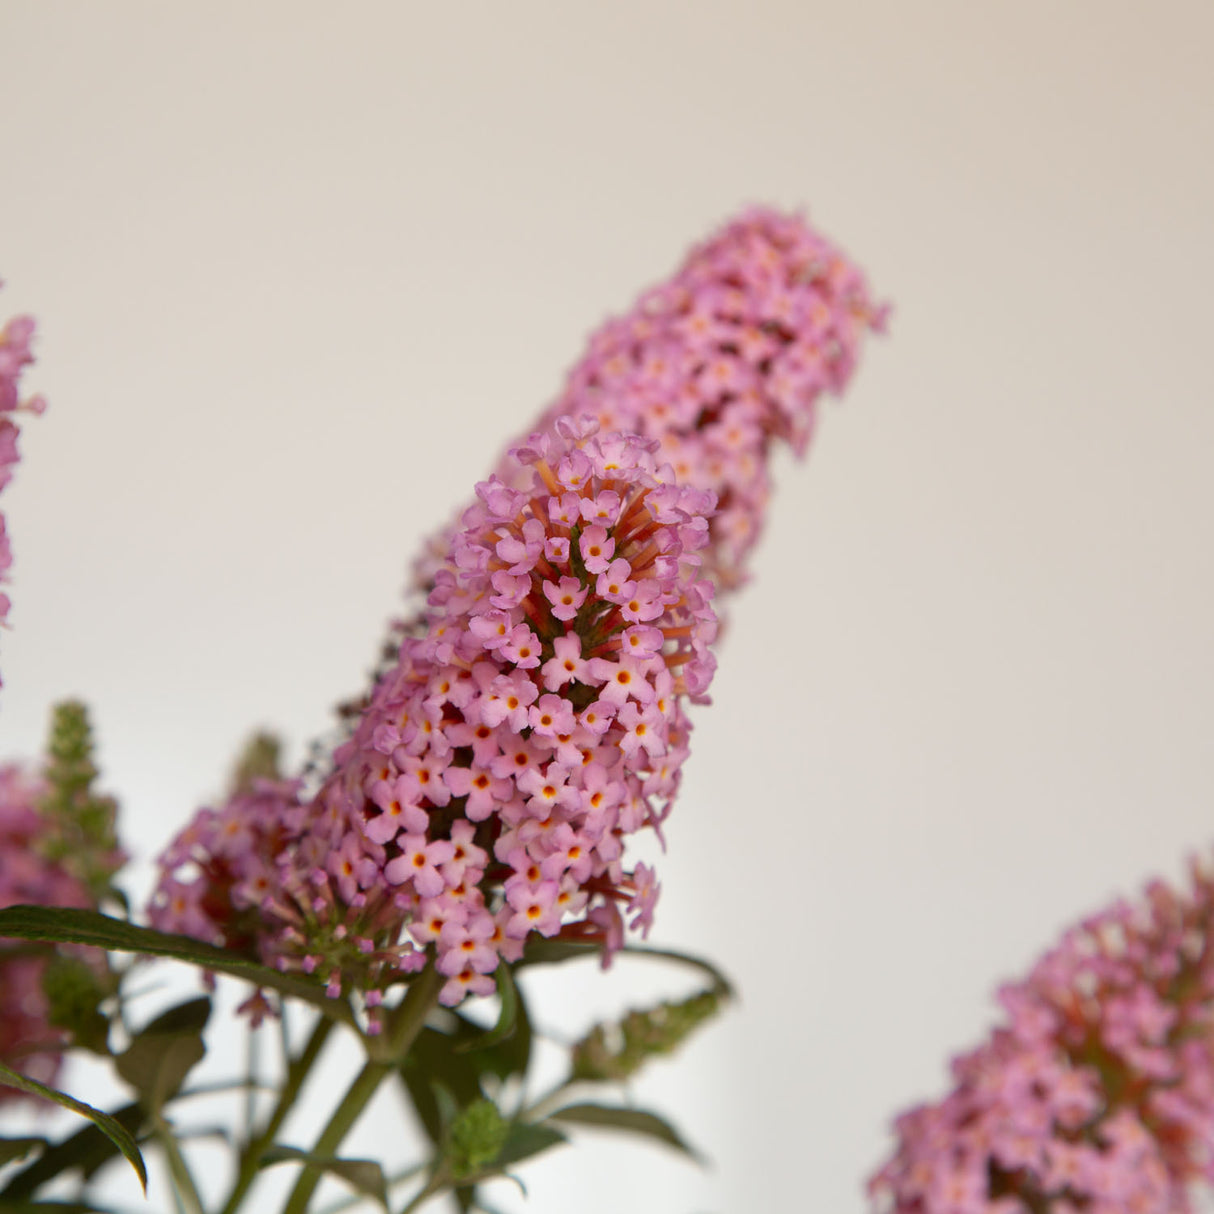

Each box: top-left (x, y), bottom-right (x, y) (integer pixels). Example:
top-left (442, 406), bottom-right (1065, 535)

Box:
top-left (1, 3), bottom-right (1212, 1211)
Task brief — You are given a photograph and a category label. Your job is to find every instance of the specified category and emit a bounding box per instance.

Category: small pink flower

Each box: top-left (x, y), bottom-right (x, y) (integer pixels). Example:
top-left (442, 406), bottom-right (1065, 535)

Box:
top-left (384, 834), bottom-right (456, 897)
top-left (542, 575), bottom-right (588, 621)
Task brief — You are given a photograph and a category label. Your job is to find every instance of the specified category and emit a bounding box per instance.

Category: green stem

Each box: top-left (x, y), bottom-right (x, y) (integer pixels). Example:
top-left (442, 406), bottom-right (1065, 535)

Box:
top-left (283, 966), bottom-right (441, 1214)
top-left (521, 1080), bottom-right (582, 1124)
top-left (243, 1017), bottom-right (259, 1142)
top-left (219, 1013), bottom-right (335, 1214)
top-left (398, 1170), bottom-right (446, 1214)
top-left (155, 1112), bottom-right (206, 1214)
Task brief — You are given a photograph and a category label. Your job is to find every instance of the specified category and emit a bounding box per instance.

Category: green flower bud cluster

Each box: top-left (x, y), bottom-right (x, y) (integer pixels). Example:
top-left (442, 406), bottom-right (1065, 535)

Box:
top-left (37, 701), bottom-right (124, 904)
top-left (570, 988), bottom-right (722, 1083)
top-left (447, 1097), bottom-right (509, 1180)
top-left (228, 730), bottom-right (284, 796)
top-left (40, 953), bottom-right (110, 1055)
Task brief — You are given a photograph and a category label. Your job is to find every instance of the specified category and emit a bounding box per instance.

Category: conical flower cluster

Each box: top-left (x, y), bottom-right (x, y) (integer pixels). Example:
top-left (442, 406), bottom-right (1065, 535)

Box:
top-left (152, 421), bottom-right (717, 1007)
top-left (870, 860), bottom-right (1214, 1214)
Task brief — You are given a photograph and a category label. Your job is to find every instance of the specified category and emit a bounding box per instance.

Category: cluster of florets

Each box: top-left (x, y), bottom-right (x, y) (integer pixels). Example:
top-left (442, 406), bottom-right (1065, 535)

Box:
top-left (149, 775), bottom-right (421, 1012)
top-left (1, 300), bottom-right (47, 669)
top-left (412, 207), bottom-right (885, 602)
top-left (870, 861), bottom-right (1214, 1214)
top-left (153, 421), bottom-right (718, 1007)
top-left (0, 765), bottom-right (91, 1099)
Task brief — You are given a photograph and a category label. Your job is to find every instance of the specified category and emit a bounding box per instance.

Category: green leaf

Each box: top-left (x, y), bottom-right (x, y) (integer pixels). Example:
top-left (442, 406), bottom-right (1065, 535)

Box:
top-left (455, 977), bottom-right (533, 1082)
top-left (260, 1145), bottom-right (388, 1208)
top-left (0, 905), bottom-right (355, 1025)
top-left (516, 937), bottom-right (603, 968)
top-left (516, 937), bottom-right (733, 997)
top-left (491, 1122), bottom-right (566, 1171)
top-left (621, 944), bottom-right (734, 998)
top-left (400, 987), bottom-right (533, 1149)
top-left (0, 1063), bottom-right (147, 1192)
top-left (548, 1102), bottom-right (702, 1160)
top-left (400, 1028), bottom-right (485, 1146)
top-left (0, 1101), bottom-right (144, 1198)
top-left (0, 1202), bottom-right (113, 1213)
top-left (0, 1137), bottom-right (46, 1166)
top-left (116, 996), bottom-right (210, 1112)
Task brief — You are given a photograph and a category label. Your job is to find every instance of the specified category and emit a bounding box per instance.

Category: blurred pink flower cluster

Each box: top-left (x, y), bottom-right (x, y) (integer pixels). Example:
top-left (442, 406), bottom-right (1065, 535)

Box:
top-left (871, 862), bottom-right (1214, 1214)
top-left (0, 765), bottom-right (90, 1099)
top-left (1, 299), bottom-right (46, 676)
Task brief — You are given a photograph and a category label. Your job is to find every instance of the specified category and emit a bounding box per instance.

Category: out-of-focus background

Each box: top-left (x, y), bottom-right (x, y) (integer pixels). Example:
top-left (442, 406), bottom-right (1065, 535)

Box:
top-left (2, 3), bottom-right (1212, 1211)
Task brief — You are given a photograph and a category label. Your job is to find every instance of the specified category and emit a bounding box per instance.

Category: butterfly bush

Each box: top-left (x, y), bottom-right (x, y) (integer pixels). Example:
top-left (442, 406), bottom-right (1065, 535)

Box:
top-left (149, 206), bottom-right (885, 1015)
top-left (0, 765), bottom-right (91, 1098)
top-left (870, 861), bottom-right (1214, 1214)
top-left (412, 205), bottom-right (887, 607)
top-left (152, 421), bottom-right (717, 1008)
top-left (1, 297), bottom-right (47, 681)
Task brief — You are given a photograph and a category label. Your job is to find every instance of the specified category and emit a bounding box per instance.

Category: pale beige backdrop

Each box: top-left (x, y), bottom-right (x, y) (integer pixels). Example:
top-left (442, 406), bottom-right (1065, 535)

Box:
top-left (2, 3), bottom-right (1212, 1212)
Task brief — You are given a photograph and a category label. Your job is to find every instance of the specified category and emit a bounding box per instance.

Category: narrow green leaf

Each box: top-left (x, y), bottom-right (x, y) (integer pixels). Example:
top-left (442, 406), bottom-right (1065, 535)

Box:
top-left (620, 944), bottom-right (734, 999)
top-left (0, 905), bottom-right (355, 1025)
top-left (0, 1202), bottom-right (113, 1213)
top-left (548, 1102), bottom-right (702, 1160)
top-left (0, 1101), bottom-right (144, 1198)
top-left (516, 937), bottom-right (602, 968)
top-left (0, 1136), bottom-right (46, 1166)
top-left (116, 996), bottom-right (210, 1112)
top-left (0, 1063), bottom-right (147, 1192)
top-left (260, 1145), bottom-right (388, 1208)
top-left (516, 937), bottom-right (733, 997)
top-left (491, 1122), bottom-right (566, 1171)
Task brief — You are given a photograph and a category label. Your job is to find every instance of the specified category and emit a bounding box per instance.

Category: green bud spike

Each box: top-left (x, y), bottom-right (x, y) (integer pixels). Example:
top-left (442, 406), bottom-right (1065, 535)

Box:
top-left (38, 700), bottom-right (124, 904)
top-left (448, 1097), bottom-right (509, 1180)
top-left (40, 953), bottom-right (111, 1055)
top-left (570, 988), bottom-right (722, 1083)
top-left (228, 730), bottom-right (284, 796)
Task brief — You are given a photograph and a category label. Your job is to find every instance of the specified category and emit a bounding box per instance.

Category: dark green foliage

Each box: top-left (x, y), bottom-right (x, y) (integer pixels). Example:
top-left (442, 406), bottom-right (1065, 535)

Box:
top-left (0, 1064), bottom-right (146, 1193)
top-left (547, 1102), bottom-right (701, 1160)
top-left (116, 996), bottom-right (210, 1113)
